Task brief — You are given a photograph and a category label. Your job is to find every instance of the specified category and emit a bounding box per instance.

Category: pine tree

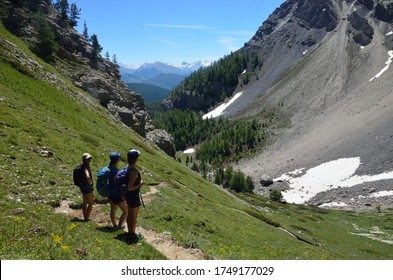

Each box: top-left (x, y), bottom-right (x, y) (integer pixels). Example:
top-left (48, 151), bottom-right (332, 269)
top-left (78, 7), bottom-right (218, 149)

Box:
top-left (112, 54), bottom-right (120, 69)
top-left (186, 156), bottom-right (190, 166)
top-left (34, 11), bottom-right (57, 57)
top-left (112, 54), bottom-right (120, 78)
top-left (105, 51), bottom-right (110, 60)
top-left (191, 162), bottom-right (199, 172)
top-left (54, 0), bottom-right (69, 20)
top-left (223, 166), bottom-right (233, 189)
top-left (245, 176), bottom-right (255, 193)
top-left (69, 2), bottom-right (81, 27)
top-left (82, 21), bottom-right (89, 39)
top-left (214, 169), bottom-right (223, 185)
top-left (90, 34), bottom-right (102, 65)
top-left (230, 170), bottom-right (246, 193)
top-left (269, 189), bottom-right (283, 202)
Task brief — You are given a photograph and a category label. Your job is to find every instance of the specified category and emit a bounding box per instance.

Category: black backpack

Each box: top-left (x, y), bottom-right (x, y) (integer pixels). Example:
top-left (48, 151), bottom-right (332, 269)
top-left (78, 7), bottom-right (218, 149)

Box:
top-left (73, 165), bottom-right (85, 187)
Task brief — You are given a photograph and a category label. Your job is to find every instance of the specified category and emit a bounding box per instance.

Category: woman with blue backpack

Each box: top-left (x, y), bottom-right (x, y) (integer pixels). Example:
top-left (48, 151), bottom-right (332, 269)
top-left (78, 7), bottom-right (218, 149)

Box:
top-left (115, 149), bottom-right (144, 241)
top-left (107, 152), bottom-right (128, 229)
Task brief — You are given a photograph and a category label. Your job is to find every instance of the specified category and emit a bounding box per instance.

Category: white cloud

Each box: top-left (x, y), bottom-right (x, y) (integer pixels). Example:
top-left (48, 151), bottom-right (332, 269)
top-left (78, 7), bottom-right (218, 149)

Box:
top-left (217, 37), bottom-right (241, 52)
top-left (144, 24), bottom-right (213, 30)
top-left (151, 37), bottom-right (182, 49)
top-left (210, 30), bottom-right (254, 37)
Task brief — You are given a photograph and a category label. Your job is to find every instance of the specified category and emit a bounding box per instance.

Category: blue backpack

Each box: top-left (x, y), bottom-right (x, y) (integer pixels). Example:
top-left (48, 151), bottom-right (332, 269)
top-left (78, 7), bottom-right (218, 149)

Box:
top-left (96, 166), bottom-right (111, 197)
top-left (114, 167), bottom-right (130, 195)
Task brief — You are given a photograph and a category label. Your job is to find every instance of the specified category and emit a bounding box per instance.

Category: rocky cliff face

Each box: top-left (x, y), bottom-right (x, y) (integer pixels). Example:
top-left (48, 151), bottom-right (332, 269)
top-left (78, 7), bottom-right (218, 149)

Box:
top-left (0, 0), bottom-right (175, 157)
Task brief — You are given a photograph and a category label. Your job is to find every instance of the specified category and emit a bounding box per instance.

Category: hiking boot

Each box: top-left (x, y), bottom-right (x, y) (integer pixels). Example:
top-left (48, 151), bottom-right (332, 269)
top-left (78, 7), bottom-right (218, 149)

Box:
top-left (136, 233), bottom-right (144, 241)
top-left (117, 224), bottom-right (126, 230)
top-left (129, 233), bottom-right (144, 243)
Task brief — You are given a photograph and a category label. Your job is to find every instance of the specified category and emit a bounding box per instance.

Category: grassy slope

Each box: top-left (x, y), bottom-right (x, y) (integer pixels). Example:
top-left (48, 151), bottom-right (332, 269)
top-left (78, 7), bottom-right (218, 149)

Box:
top-left (0, 25), bottom-right (392, 260)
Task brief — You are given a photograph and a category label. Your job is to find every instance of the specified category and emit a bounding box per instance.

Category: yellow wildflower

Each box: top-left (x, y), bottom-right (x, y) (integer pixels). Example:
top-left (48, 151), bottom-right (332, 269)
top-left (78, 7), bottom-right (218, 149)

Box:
top-left (11, 216), bottom-right (25, 222)
top-left (68, 223), bottom-right (77, 231)
top-left (51, 234), bottom-right (62, 244)
top-left (61, 245), bottom-right (69, 252)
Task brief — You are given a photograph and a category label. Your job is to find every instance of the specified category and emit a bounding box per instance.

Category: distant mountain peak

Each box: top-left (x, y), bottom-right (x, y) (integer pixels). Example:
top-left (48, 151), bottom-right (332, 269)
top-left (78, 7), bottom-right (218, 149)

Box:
top-left (119, 60), bottom-right (212, 88)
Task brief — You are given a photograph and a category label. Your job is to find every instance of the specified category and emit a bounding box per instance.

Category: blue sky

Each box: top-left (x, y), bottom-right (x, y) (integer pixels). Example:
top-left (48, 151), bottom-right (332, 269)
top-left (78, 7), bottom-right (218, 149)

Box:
top-left (74, 0), bottom-right (284, 66)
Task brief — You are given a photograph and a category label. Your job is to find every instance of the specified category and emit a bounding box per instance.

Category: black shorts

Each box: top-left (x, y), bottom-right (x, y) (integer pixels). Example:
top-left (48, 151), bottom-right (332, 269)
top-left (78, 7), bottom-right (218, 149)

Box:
top-left (125, 193), bottom-right (141, 208)
top-left (80, 184), bottom-right (94, 195)
top-left (109, 195), bottom-right (123, 205)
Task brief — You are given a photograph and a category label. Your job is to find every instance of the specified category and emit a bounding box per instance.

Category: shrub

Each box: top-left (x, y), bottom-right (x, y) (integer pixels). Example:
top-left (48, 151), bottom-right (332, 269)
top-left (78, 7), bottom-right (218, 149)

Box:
top-left (269, 189), bottom-right (283, 202)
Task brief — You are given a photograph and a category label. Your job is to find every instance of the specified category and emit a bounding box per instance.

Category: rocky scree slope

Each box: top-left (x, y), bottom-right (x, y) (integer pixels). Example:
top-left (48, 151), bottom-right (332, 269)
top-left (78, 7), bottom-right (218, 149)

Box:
top-left (237, 0), bottom-right (393, 210)
top-left (0, 0), bottom-right (175, 157)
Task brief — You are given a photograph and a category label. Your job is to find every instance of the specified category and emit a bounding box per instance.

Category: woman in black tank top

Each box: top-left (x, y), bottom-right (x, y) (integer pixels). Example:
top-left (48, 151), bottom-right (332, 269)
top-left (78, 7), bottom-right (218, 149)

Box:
top-left (125, 149), bottom-right (144, 240)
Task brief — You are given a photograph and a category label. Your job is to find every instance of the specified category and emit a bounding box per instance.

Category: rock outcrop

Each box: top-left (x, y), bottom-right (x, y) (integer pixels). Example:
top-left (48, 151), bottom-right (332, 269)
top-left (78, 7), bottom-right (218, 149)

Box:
top-left (146, 129), bottom-right (176, 158)
top-left (374, 1), bottom-right (393, 23)
top-left (348, 12), bottom-right (374, 46)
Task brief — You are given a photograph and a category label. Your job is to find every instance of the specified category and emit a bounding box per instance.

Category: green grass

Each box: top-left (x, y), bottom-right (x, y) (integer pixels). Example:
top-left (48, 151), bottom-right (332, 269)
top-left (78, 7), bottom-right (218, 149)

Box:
top-left (0, 24), bottom-right (392, 260)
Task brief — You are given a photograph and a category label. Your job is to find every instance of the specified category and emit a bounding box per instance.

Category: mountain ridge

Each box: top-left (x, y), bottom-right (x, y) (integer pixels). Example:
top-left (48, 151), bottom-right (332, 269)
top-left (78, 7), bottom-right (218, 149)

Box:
top-left (120, 61), bottom-right (211, 89)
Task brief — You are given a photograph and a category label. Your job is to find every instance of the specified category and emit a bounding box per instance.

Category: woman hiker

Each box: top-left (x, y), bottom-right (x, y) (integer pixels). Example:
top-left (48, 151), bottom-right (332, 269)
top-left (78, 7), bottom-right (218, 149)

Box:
top-left (79, 153), bottom-right (94, 221)
top-left (125, 149), bottom-right (144, 240)
top-left (108, 152), bottom-right (128, 229)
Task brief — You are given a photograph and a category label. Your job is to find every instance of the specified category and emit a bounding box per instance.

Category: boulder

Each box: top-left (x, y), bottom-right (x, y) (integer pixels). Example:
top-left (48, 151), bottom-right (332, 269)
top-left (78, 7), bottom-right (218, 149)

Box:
top-left (348, 12), bottom-right (374, 45)
top-left (146, 129), bottom-right (176, 158)
top-left (260, 178), bottom-right (274, 187)
top-left (375, 3), bottom-right (393, 24)
top-left (356, 0), bottom-right (374, 10)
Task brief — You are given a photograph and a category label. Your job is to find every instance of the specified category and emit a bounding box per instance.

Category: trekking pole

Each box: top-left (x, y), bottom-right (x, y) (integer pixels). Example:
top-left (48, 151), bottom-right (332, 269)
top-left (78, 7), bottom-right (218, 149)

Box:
top-left (139, 193), bottom-right (146, 209)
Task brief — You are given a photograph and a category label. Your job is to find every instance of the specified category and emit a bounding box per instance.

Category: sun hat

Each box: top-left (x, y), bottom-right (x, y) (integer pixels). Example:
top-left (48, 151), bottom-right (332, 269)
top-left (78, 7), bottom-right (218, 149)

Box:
top-left (127, 149), bottom-right (141, 162)
top-left (82, 153), bottom-right (92, 160)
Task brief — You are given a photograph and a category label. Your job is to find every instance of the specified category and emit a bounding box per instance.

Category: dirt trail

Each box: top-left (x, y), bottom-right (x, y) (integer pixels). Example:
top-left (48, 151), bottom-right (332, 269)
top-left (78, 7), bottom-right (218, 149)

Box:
top-left (55, 184), bottom-right (205, 260)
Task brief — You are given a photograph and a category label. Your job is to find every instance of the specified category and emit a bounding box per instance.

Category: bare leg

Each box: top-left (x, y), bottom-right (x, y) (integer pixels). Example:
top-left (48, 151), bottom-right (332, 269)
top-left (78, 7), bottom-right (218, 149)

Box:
top-left (82, 194), bottom-right (88, 220)
top-left (127, 207), bottom-right (139, 234)
top-left (83, 192), bottom-right (94, 221)
top-left (109, 200), bottom-right (118, 227)
top-left (118, 201), bottom-right (128, 228)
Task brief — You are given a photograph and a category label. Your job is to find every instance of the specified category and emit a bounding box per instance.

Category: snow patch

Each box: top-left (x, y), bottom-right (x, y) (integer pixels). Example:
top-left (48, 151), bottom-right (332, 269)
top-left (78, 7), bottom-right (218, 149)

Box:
top-left (183, 148), bottom-right (195, 154)
top-left (287, 168), bottom-right (305, 176)
top-left (241, 69), bottom-right (247, 75)
top-left (386, 31), bottom-right (393, 36)
top-left (303, 50), bottom-right (308, 55)
top-left (203, 92), bottom-right (244, 119)
top-left (370, 190), bottom-right (393, 198)
top-left (319, 202), bottom-right (349, 209)
top-left (360, 46), bottom-right (365, 49)
top-left (276, 157), bottom-right (393, 204)
top-left (369, 51), bottom-right (393, 82)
